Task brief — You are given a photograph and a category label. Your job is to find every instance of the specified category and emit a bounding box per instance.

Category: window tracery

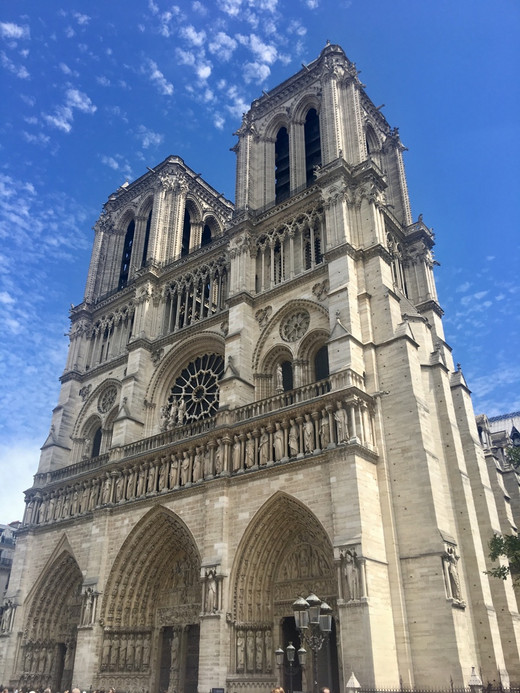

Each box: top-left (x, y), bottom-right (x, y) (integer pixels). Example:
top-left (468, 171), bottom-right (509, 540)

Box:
top-left (165, 353), bottom-right (224, 424)
top-left (163, 257), bottom-right (227, 335)
top-left (255, 208), bottom-right (324, 292)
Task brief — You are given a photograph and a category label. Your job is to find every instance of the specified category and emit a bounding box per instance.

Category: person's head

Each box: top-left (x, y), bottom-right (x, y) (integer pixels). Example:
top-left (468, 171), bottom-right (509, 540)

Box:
top-left (320, 688), bottom-right (331, 693)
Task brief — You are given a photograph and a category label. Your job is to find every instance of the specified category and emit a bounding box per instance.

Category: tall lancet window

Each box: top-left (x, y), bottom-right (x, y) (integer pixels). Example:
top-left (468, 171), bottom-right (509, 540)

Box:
top-left (304, 108), bottom-right (321, 185)
top-left (181, 209), bottom-right (191, 257)
top-left (118, 219), bottom-right (135, 290)
top-left (141, 208), bottom-right (152, 267)
top-left (275, 126), bottom-right (290, 204)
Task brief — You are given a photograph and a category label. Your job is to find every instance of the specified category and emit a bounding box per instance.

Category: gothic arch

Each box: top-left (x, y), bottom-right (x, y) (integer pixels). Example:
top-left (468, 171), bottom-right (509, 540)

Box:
top-left (293, 94), bottom-right (321, 122)
top-left (20, 540), bottom-right (83, 691)
top-left (72, 378), bottom-right (121, 439)
top-left (185, 196), bottom-right (202, 222)
top-left (231, 491), bottom-right (336, 624)
top-left (137, 195), bottom-right (154, 218)
top-left (146, 330), bottom-right (225, 406)
top-left (264, 113), bottom-right (291, 141)
top-left (101, 505), bottom-right (202, 628)
top-left (252, 299), bottom-right (329, 372)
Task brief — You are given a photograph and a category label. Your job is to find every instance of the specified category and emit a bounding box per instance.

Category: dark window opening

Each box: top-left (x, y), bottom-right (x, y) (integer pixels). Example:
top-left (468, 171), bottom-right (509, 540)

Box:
top-left (282, 360), bottom-right (293, 391)
top-left (141, 208), bottom-right (152, 267)
top-left (315, 345), bottom-right (329, 381)
top-left (305, 108), bottom-right (321, 185)
top-left (315, 232), bottom-right (322, 264)
top-left (118, 219), bottom-right (135, 289)
top-left (201, 224), bottom-right (212, 247)
top-left (182, 209), bottom-right (191, 257)
top-left (275, 127), bottom-right (290, 203)
top-left (92, 426), bottom-right (102, 458)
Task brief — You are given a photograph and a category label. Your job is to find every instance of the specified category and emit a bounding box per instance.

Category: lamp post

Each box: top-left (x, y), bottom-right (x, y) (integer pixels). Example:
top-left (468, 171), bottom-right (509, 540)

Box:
top-left (293, 593), bottom-right (332, 693)
top-left (275, 641), bottom-right (307, 693)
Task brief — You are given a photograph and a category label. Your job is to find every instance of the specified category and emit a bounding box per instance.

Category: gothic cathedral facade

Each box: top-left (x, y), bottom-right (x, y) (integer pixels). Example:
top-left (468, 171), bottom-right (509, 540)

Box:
top-left (1, 44), bottom-right (519, 693)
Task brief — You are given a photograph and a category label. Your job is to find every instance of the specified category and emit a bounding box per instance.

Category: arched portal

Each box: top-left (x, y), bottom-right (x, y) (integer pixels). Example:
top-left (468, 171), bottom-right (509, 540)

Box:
top-left (230, 493), bottom-right (338, 691)
top-left (100, 507), bottom-right (202, 693)
top-left (21, 550), bottom-right (83, 693)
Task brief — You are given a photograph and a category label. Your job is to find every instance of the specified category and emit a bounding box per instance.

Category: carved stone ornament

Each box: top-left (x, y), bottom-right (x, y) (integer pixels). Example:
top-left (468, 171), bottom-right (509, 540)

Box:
top-left (79, 384), bottom-right (92, 402)
top-left (98, 385), bottom-right (118, 414)
top-left (280, 310), bottom-right (310, 342)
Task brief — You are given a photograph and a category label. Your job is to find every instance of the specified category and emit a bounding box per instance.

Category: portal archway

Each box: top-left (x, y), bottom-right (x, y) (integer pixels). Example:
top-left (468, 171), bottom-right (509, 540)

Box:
top-left (100, 506), bottom-right (202, 693)
top-left (230, 493), bottom-right (338, 690)
top-left (20, 550), bottom-right (83, 692)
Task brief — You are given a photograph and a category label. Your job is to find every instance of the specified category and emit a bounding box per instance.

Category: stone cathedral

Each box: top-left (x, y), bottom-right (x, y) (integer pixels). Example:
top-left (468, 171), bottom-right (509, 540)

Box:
top-left (1, 43), bottom-right (519, 693)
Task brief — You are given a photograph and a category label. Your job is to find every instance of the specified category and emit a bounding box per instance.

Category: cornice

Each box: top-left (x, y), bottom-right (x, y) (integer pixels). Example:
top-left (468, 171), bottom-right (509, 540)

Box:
top-left (416, 299), bottom-right (444, 318)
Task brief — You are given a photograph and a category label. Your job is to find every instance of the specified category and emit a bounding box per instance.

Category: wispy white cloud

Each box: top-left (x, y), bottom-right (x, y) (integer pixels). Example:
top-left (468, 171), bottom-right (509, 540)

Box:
top-left (42, 88), bottom-right (96, 133)
top-left (136, 125), bottom-right (164, 149)
top-left (144, 58), bottom-right (174, 95)
top-left (73, 12), bottom-right (91, 25)
top-left (0, 22), bottom-right (30, 40)
top-left (180, 25), bottom-right (206, 46)
top-left (0, 51), bottom-right (29, 79)
top-left (243, 61), bottom-right (270, 84)
top-left (208, 32), bottom-right (237, 61)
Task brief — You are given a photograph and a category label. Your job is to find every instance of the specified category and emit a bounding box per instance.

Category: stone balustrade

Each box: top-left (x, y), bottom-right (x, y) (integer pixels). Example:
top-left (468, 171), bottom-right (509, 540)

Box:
top-left (23, 383), bottom-right (376, 529)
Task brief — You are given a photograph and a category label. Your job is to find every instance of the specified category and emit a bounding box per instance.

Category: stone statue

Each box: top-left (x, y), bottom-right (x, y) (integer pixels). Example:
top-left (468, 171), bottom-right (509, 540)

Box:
top-left (258, 428), bottom-right (269, 466)
top-left (177, 396), bottom-right (186, 425)
top-left (320, 410), bottom-right (330, 448)
top-left (344, 549), bottom-right (360, 601)
top-left (204, 445), bottom-right (212, 478)
top-left (245, 432), bottom-right (255, 468)
top-left (276, 363), bottom-right (284, 391)
top-left (334, 401), bottom-right (349, 442)
top-left (83, 587), bottom-right (94, 625)
top-left (232, 435), bottom-right (242, 471)
top-left (170, 453), bottom-right (179, 487)
top-left (304, 413), bottom-right (314, 453)
top-left (444, 545), bottom-right (463, 601)
top-left (273, 422), bottom-right (284, 461)
top-left (236, 630), bottom-right (245, 672)
top-left (181, 451), bottom-right (191, 485)
top-left (289, 419), bottom-right (299, 456)
top-left (168, 398), bottom-right (178, 429)
top-left (215, 443), bottom-right (223, 474)
top-left (193, 446), bottom-right (203, 481)
top-left (205, 569), bottom-right (217, 612)
top-left (255, 630), bottom-right (263, 671)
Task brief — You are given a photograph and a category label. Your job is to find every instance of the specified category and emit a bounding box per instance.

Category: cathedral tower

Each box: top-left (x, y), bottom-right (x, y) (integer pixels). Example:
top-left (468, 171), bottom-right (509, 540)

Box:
top-left (1, 44), bottom-right (519, 693)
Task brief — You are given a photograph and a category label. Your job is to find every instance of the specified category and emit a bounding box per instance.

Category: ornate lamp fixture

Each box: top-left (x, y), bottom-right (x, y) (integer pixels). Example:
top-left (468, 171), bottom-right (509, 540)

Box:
top-left (293, 593), bottom-right (332, 693)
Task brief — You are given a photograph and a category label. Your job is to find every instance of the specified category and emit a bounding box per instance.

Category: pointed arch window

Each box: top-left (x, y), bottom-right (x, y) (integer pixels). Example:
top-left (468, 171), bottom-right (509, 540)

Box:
top-left (275, 127), bottom-right (290, 203)
top-left (304, 108), bottom-right (321, 185)
top-left (141, 208), bottom-right (152, 267)
top-left (182, 209), bottom-right (191, 257)
top-left (118, 219), bottom-right (135, 289)
top-left (201, 224), bottom-right (212, 247)
top-left (92, 426), bottom-right (102, 458)
top-left (314, 345), bottom-right (329, 382)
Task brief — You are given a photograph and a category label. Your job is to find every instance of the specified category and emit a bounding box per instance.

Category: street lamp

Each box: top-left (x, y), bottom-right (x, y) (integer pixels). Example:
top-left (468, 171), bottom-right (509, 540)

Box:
top-left (275, 641), bottom-right (306, 693)
top-left (293, 593), bottom-right (332, 693)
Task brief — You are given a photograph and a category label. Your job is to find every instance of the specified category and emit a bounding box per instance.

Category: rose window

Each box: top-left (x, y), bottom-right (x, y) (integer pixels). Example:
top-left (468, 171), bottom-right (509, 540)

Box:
top-left (168, 353), bottom-right (224, 422)
top-left (281, 310), bottom-right (310, 342)
top-left (98, 385), bottom-right (117, 414)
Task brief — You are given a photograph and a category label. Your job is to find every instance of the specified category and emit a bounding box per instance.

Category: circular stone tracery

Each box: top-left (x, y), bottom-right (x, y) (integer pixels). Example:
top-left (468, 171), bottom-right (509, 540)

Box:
top-left (167, 353), bottom-right (224, 422)
top-left (98, 385), bottom-right (117, 413)
top-left (281, 310), bottom-right (310, 342)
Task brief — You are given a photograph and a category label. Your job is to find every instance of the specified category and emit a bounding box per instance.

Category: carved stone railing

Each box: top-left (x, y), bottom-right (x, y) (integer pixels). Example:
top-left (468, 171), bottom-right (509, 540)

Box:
top-left (122, 417), bottom-right (218, 459)
top-left (234, 370), bottom-right (364, 422)
top-left (22, 385), bottom-right (377, 529)
top-left (33, 453), bottom-right (110, 487)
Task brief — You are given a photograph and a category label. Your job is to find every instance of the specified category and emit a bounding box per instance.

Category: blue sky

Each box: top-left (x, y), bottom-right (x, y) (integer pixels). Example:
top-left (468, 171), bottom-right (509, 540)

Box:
top-left (0, 0), bottom-right (519, 523)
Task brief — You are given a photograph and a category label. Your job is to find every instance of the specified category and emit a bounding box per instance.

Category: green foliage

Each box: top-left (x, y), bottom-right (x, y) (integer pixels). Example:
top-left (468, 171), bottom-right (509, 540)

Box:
top-left (505, 445), bottom-right (520, 469)
top-left (487, 533), bottom-right (520, 582)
